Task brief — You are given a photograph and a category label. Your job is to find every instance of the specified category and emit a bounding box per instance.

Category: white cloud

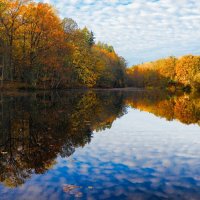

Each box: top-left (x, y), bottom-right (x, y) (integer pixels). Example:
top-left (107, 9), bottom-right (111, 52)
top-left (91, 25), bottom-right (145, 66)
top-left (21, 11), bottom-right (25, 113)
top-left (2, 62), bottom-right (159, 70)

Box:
top-left (38, 0), bottom-right (200, 65)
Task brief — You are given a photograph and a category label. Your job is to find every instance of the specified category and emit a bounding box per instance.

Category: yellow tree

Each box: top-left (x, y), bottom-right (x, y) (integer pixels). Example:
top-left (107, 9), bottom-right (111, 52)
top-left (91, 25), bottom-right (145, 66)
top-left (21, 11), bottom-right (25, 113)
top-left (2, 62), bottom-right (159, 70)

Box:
top-left (0, 0), bottom-right (29, 80)
top-left (21, 2), bottom-right (64, 85)
top-left (175, 55), bottom-right (200, 86)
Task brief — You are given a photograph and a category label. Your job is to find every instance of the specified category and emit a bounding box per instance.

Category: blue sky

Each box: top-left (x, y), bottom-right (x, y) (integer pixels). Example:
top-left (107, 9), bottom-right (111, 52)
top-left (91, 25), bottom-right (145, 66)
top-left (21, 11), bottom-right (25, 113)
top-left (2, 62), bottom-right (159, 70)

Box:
top-left (39, 0), bottom-right (200, 66)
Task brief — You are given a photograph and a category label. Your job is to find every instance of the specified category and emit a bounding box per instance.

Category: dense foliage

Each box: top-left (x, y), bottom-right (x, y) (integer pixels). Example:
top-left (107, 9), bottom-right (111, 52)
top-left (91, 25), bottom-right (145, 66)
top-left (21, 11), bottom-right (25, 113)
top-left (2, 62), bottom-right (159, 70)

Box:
top-left (0, 0), bottom-right (127, 89)
top-left (127, 55), bottom-right (200, 91)
top-left (1, 0), bottom-right (199, 91)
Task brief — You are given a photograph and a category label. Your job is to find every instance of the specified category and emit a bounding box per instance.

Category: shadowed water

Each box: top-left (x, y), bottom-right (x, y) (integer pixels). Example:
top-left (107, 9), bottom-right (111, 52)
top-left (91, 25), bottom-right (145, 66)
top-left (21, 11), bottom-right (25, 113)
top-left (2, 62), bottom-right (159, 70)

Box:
top-left (0, 90), bottom-right (199, 200)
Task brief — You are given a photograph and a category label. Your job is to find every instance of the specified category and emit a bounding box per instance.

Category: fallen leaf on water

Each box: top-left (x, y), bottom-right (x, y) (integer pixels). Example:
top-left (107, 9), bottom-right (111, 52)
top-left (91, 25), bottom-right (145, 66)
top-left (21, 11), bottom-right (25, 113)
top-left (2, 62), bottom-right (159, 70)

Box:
top-left (62, 184), bottom-right (80, 193)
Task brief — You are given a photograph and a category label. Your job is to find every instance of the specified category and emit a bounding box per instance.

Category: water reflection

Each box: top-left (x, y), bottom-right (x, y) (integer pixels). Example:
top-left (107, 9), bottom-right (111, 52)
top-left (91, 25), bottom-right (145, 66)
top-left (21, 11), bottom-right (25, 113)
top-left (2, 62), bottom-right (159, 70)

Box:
top-left (0, 90), bottom-right (199, 199)
top-left (0, 91), bottom-right (126, 188)
top-left (125, 90), bottom-right (200, 125)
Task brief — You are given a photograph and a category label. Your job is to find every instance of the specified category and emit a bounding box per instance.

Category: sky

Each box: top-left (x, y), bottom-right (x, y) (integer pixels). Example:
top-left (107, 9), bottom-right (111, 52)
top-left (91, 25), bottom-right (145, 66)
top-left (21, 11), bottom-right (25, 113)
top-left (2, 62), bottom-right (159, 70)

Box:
top-left (38, 0), bottom-right (200, 66)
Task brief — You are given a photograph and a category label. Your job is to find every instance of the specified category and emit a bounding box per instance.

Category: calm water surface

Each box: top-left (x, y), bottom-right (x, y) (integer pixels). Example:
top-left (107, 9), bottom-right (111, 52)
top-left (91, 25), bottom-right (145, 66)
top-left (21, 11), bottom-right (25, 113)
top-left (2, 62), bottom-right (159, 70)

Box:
top-left (0, 90), bottom-right (199, 200)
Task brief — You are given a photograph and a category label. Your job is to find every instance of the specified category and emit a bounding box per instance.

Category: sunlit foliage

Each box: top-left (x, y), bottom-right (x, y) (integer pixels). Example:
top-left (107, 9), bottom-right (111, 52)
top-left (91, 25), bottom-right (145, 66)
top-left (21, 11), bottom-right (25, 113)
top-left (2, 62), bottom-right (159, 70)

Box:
top-left (127, 55), bottom-right (200, 91)
top-left (0, 0), bottom-right (127, 88)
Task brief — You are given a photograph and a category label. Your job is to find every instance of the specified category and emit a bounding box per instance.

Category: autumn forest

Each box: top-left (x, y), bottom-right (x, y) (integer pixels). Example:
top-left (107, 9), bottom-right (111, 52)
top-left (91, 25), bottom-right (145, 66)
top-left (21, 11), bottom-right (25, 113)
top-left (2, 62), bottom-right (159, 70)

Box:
top-left (0, 1), bottom-right (200, 198)
top-left (0, 0), bottom-right (200, 91)
top-left (127, 55), bottom-right (200, 91)
top-left (0, 0), bottom-right (127, 89)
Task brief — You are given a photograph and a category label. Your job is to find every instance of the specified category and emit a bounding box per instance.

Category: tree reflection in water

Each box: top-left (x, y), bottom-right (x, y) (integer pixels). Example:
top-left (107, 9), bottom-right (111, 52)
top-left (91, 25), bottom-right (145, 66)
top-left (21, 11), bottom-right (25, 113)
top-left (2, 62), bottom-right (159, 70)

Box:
top-left (0, 90), bottom-right (199, 188)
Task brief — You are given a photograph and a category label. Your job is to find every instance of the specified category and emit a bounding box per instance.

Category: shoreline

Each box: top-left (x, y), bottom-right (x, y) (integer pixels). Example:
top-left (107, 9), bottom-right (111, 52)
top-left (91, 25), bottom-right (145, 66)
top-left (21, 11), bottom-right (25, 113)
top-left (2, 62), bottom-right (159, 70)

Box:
top-left (0, 81), bottom-right (196, 93)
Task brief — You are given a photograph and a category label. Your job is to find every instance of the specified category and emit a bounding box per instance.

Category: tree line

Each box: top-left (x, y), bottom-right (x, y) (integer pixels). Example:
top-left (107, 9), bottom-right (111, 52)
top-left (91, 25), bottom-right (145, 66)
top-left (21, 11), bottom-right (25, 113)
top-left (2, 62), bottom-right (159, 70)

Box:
top-left (1, 1), bottom-right (200, 91)
top-left (126, 55), bottom-right (200, 91)
top-left (0, 0), bottom-right (127, 89)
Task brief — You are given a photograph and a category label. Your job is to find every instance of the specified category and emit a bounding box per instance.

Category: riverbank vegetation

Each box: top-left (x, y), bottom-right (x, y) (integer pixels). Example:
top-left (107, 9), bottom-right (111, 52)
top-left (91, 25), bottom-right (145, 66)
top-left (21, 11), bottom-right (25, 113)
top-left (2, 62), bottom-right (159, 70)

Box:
top-left (0, 1), bottom-right (200, 91)
top-left (126, 55), bottom-right (200, 92)
top-left (0, 0), bottom-right (127, 89)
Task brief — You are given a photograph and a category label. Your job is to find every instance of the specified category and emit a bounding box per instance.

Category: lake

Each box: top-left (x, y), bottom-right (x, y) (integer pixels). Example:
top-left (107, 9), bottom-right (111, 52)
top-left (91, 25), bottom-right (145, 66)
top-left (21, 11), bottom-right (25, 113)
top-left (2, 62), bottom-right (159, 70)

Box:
top-left (0, 89), bottom-right (199, 200)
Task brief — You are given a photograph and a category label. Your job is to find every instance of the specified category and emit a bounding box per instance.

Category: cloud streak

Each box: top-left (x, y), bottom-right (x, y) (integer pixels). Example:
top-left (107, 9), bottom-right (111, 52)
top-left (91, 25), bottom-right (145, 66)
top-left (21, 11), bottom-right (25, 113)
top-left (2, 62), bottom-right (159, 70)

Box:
top-left (38, 0), bottom-right (200, 65)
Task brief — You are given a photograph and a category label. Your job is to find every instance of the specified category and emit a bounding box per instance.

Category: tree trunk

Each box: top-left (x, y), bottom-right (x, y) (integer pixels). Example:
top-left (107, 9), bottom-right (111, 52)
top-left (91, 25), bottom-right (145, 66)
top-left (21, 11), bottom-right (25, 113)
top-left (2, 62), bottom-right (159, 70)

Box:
top-left (9, 37), bottom-right (13, 81)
